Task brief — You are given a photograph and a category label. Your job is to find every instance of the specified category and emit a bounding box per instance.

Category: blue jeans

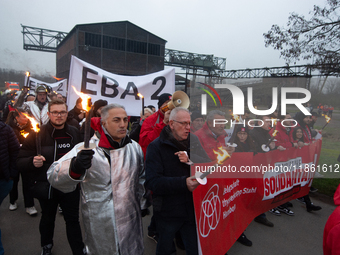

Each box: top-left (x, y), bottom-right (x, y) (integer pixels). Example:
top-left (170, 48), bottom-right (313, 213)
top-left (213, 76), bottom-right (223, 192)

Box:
top-left (155, 215), bottom-right (198, 255)
top-left (0, 179), bottom-right (14, 255)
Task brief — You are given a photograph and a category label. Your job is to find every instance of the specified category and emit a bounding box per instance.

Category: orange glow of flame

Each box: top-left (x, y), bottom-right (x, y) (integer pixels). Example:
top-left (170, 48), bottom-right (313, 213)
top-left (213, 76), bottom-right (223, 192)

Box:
top-left (137, 93), bottom-right (144, 98)
top-left (272, 130), bottom-right (278, 137)
top-left (231, 113), bottom-right (240, 122)
top-left (20, 130), bottom-right (29, 138)
top-left (271, 118), bottom-right (278, 126)
top-left (213, 146), bottom-right (230, 165)
top-left (26, 71), bottom-right (30, 77)
top-left (52, 76), bottom-right (63, 81)
top-left (72, 86), bottom-right (91, 111)
top-left (22, 113), bottom-right (40, 133)
top-left (325, 115), bottom-right (331, 123)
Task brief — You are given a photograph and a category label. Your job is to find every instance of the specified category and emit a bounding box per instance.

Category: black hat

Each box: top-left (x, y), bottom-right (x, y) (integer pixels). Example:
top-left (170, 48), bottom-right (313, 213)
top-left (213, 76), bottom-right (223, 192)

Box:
top-left (191, 111), bottom-right (203, 121)
top-left (234, 124), bottom-right (249, 134)
top-left (93, 99), bottom-right (108, 113)
top-left (158, 93), bottom-right (172, 109)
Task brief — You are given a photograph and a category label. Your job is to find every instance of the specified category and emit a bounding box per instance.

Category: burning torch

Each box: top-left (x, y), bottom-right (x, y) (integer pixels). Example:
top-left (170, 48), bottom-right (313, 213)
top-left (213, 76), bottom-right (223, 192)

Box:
top-left (137, 93), bottom-right (145, 116)
top-left (321, 115), bottom-right (331, 130)
top-left (195, 146), bottom-right (231, 185)
top-left (227, 113), bottom-right (241, 147)
top-left (262, 129), bottom-right (278, 152)
top-left (72, 86), bottom-right (95, 150)
top-left (22, 113), bottom-right (41, 155)
top-left (14, 72), bottom-right (30, 108)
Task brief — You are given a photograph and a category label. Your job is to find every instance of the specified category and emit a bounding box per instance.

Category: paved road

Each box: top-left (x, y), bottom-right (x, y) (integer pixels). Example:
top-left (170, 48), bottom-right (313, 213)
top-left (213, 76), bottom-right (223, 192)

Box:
top-left (0, 187), bottom-right (335, 255)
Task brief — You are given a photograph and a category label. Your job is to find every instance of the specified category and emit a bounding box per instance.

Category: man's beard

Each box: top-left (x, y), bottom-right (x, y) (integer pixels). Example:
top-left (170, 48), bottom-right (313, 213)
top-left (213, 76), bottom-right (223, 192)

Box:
top-left (51, 121), bottom-right (65, 127)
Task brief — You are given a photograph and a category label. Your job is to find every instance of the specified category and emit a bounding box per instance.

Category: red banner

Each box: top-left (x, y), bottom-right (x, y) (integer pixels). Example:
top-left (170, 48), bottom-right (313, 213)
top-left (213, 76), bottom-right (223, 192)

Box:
top-left (191, 139), bottom-right (322, 254)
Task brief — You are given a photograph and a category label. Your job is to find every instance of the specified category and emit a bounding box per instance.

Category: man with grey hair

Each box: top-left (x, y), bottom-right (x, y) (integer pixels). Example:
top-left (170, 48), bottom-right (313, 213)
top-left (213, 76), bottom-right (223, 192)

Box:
top-left (146, 107), bottom-right (200, 255)
top-left (195, 109), bottom-right (234, 160)
top-left (47, 103), bottom-right (145, 254)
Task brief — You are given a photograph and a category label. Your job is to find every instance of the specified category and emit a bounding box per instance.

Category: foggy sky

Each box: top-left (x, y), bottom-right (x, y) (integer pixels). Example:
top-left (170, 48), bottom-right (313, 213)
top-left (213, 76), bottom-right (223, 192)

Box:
top-left (0, 0), bottom-right (326, 76)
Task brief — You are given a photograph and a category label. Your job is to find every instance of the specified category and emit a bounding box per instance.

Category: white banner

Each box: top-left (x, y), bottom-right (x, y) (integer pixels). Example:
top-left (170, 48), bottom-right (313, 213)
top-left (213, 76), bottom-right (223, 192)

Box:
top-left (68, 56), bottom-right (175, 116)
top-left (28, 77), bottom-right (68, 97)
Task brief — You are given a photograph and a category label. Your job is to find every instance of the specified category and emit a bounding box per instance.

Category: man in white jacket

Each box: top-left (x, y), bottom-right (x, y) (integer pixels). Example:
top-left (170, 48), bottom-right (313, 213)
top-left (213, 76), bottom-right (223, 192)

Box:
top-left (25, 85), bottom-right (49, 125)
top-left (47, 103), bottom-right (145, 255)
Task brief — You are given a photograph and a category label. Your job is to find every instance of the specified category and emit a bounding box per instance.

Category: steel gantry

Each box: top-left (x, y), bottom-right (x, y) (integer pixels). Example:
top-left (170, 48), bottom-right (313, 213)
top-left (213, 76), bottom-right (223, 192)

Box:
top-left (21, 24), bottom-right (340, 81)
top-left (22, 25), bottom-right (68, 53)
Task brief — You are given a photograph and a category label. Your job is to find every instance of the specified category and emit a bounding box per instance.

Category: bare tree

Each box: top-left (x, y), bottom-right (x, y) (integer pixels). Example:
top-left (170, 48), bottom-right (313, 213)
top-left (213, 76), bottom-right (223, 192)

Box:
top-left (263, 0), bottom-right (340, 74)
top-left (325, 78), bottom-right (340, 94)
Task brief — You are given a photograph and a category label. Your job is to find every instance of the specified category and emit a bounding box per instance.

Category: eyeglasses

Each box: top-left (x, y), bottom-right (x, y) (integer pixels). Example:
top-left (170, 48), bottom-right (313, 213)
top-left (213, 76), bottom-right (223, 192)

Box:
top-left (173, 120), bottom-right (191, 127)
top-left (50, 111), bottom-right (67, 117)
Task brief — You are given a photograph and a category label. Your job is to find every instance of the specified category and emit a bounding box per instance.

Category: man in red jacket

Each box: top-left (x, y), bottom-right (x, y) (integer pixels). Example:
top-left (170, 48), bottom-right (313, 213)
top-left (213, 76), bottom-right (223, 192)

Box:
top-left (269, 113), bottom-right (294, 149)
top-left (138, 93), bottom-right (172, 243)
top-left (139, 93), bottom-right (172, 158)
top-left (323, 184), bottom-right (340, 255)
top-left (194, 109), bottom-right (234, 161)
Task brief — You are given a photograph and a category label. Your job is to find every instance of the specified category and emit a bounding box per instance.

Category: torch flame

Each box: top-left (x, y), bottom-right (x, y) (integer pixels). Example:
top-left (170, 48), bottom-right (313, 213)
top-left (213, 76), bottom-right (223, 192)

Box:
top-left (213, 146), bottom-right (230, 165)
top-left (26, 71), bottom-right (30, 77)
top-left (72, 86), bottom-right (91, 111)
top-left (52, 76), bottom-right (63, 81)
top-left (137, 93), bottom-right (144, 98)
top-left (20, 130), bottom-right (29, 138)
top-left (325, 115), bottom-right (331, 123)
top-left (272, 130), bottom-right (278, 137)
top-left (271, 118), bottom-right (278, 126)
top-left (22, 113), bottom-right (40, 133)
top-left (231, 113), bottom-right (240, 122)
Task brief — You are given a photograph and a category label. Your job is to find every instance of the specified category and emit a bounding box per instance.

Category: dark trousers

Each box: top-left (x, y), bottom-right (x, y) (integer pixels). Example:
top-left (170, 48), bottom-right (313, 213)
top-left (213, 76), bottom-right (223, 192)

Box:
top-left (9, 172), bottom-right (35, 207)
top-left (155, 215), bottom-right (198, 255)
top-left (0, 179), bottom-right (13, 255)
top-left (38, 186), bottom-right (84, 255)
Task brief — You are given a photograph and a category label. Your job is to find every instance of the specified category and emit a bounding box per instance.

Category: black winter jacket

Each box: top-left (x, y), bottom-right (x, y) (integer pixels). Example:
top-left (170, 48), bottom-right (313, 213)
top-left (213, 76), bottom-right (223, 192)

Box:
top-left (250, 127), bottom-right (273, 153)
top-left (0, 121), bottom-right (20, 181)
top-left (145, 127), bottom-right (195, 222)
top-left (17, 121), bottom-right (82, 183)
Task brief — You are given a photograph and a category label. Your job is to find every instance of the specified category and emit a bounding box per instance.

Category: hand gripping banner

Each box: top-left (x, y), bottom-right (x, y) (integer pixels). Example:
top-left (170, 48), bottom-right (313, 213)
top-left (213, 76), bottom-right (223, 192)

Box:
top-left (192, 139), bottom-right (322, 254)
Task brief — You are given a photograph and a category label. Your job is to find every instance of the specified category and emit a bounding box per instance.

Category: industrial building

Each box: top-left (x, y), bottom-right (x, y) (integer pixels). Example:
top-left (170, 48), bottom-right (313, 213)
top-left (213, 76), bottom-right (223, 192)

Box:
top-left (56, 21), bottom-right (167, 78)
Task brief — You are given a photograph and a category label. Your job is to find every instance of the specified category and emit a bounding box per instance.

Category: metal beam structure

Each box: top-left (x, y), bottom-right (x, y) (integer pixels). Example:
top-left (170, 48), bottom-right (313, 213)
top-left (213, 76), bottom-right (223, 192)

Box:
top-left (20, 24), bottom-right (340, 79)
top-left (221, 64), bottom-right (340, 79)
top-left (164, 48), bottom-right (226, 72)
top-left (21, 25), bottom-right (68, 53)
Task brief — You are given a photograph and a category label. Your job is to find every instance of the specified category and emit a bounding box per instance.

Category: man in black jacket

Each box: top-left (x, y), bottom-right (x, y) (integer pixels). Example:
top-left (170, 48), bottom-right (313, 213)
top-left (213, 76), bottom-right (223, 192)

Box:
top-left (249, 115), bottom-right (276, 226)
top-left (17, 99), bottom-right (85, 255)
top-left (0, 120), bottom-right (20, 255)
top-left (145, 107), bottom-right (199, 255)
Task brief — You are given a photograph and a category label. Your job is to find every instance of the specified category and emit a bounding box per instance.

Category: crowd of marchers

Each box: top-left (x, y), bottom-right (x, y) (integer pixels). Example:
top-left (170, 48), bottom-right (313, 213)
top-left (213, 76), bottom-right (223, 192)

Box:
top-left (0, 85), bottom-right (337, 255)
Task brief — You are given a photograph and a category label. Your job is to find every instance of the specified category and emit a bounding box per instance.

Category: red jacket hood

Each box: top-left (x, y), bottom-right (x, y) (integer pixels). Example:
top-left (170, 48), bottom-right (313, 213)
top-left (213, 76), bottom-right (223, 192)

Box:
top-left (91, 117), bottom-right (114, 149)
top-left (334, 185), bottom-right (340, 206)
